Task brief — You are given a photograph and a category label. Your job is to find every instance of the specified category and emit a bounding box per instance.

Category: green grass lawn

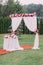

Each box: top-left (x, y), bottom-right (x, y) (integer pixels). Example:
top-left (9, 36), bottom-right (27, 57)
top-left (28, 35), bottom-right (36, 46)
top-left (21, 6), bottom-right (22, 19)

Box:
top-left (0, 34), bottom-right (43, 65)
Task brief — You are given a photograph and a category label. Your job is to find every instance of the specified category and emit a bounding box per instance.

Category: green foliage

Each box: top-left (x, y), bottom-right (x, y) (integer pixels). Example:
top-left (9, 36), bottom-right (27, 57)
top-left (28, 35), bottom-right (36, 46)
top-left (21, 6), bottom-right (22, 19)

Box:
top-left (0, 0), bottom-right (24, 17)
top-left (14, 4), bottom-right (24, 13)
top-left (39, 19), bottom-right (43, 34)
top-left (0, 17), bottom-right (11, 33)
top-left (21, 19), bottom-right (30, 34)
top-left (7, 0), bottom-right (14, 5)
top-left (0, 4), bottom-right (3, 17)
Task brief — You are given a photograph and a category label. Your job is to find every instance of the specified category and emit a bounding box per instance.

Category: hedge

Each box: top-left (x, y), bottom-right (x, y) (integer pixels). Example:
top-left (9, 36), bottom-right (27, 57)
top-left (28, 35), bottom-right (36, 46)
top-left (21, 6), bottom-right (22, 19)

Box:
top-left (39, 19), bottom-right (43, 34)
top-left (0, 17), bottom-right (11, 33)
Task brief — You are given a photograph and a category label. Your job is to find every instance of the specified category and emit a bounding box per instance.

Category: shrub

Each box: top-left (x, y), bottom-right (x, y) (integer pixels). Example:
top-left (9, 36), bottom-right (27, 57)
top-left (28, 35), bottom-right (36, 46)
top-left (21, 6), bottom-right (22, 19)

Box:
top-left (0, 17), bottom-right (11, 33)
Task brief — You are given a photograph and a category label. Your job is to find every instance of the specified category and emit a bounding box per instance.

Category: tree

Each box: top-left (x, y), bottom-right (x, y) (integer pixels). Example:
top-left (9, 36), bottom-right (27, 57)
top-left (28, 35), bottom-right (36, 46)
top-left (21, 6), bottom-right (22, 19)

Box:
top-left (0, 0), bottom-right (24, 17)
top-left (0, 4), bottom-right (2, 16)
top-left (7, 0), bottom-right (14, 5)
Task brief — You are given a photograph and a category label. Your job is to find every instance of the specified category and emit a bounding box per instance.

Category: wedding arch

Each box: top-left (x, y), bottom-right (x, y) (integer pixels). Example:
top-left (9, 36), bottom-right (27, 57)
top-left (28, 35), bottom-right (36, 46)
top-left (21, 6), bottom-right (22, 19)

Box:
top-left (9, 12), bottom-right (39, 49)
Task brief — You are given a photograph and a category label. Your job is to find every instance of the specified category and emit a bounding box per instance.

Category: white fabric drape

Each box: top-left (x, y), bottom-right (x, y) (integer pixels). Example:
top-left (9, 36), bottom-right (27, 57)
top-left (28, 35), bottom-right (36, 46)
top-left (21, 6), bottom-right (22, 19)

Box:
top-left (3, 35), bottom-right (24, 51)
top-left (23, 16), bottom-right (37, 32)
top-left (11, 17), bottom-right (22, 31)
top-left (11, 16), bottom-right (37, 32)
top-left (32, 33), bottom-right (39, 49)
top-left (23, 16), bottom-right (39, 49)
top-left (11, 15), bottom-right (39, 49)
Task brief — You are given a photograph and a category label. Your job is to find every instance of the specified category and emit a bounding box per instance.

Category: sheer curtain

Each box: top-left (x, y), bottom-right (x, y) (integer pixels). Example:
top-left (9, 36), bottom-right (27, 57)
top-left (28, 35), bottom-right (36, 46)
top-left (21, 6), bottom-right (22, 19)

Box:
top-left (23, 16), bottom-right (37, 32)
top-left (11, 15), bottom-right (39, 49)
top-left (23, 16), bottom-right (39, 49)
top-left (11, 17), bottom-right (22, 31)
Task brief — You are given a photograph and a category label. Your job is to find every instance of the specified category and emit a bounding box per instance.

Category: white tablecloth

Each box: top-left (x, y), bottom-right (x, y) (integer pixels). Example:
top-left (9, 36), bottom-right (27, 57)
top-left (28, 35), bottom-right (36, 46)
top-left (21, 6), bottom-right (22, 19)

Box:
top-left (3, 35), bottom-right (23, 51)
